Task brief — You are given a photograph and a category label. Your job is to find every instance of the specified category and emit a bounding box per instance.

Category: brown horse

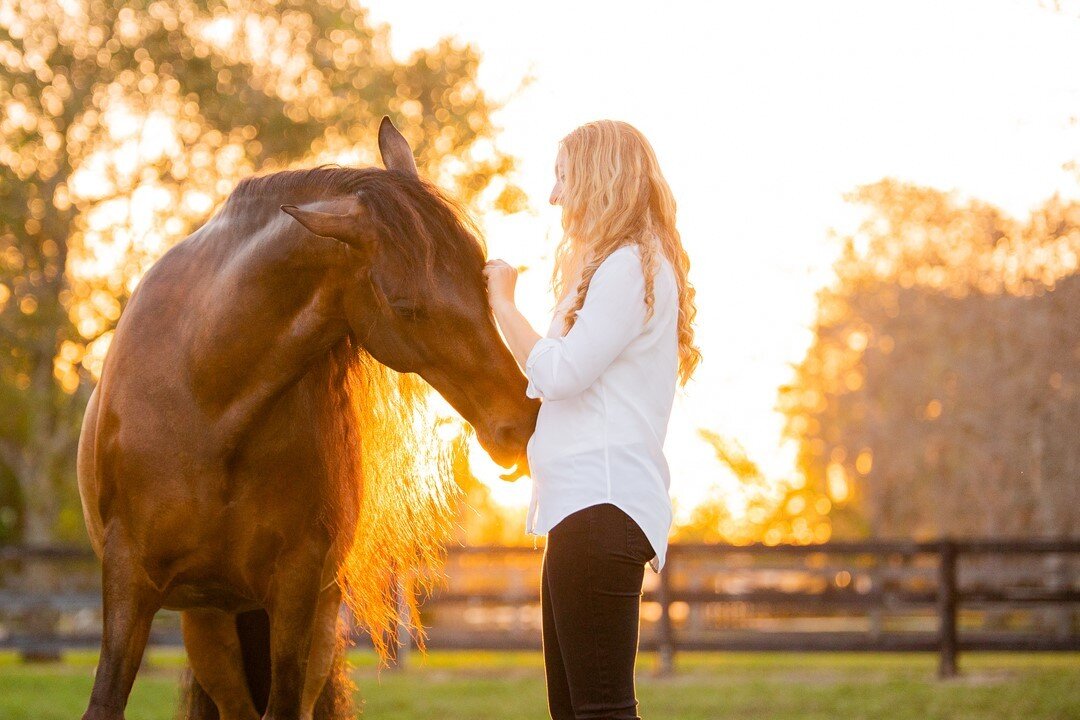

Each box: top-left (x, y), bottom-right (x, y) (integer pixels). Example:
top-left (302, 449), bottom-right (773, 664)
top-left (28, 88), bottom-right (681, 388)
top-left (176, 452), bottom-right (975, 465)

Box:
top-left (76, 117), bottom-right (538, 720)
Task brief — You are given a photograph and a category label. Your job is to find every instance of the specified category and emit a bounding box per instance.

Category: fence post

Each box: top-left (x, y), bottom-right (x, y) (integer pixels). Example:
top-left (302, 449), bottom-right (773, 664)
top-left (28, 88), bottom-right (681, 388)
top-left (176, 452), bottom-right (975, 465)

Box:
top-left (655, 554), bottom-right (676, 676)
top-left (937, 540), bottom-right (958, 678)
top-left (18, 553), bottom-right (62, 663)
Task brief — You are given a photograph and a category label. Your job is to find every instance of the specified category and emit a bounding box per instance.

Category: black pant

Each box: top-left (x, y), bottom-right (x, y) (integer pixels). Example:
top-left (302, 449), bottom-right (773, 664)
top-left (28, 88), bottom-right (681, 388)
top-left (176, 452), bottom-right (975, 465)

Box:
top-left (541, 502), bottom-right (656, 720)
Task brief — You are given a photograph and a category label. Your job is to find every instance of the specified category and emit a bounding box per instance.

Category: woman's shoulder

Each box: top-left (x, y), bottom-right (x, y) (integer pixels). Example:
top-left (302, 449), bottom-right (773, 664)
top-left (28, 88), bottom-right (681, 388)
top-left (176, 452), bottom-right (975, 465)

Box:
top-left (596, 243), bottom-right (676, 291)
top-left (603, 243), bottom-right (641, 265)
top-left (593, 244), bottom-right (677, 318)
top-left (585, 245), bottom-right (640, 290)
top-left (597, 242), bottom-right (650, 274)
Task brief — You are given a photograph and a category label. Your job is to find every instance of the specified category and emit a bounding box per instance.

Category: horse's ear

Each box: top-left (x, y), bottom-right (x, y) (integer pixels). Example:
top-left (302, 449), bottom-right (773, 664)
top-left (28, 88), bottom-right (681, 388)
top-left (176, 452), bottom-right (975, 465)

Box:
top-left (280, 197), bottom-right (376, 252)
top-left (378, 115), bottom-right (419, 178)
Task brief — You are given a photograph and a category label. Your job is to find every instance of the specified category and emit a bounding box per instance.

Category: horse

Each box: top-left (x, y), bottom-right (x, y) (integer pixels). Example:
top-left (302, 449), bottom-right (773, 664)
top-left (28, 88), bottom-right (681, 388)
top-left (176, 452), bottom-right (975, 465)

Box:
top-left (75, 116), bottom-right (539, 720)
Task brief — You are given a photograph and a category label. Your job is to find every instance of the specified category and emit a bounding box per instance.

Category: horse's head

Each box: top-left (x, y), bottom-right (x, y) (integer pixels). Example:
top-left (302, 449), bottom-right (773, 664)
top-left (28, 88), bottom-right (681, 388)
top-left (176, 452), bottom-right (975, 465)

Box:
top-left (280, 118), bottom-right (537, 477)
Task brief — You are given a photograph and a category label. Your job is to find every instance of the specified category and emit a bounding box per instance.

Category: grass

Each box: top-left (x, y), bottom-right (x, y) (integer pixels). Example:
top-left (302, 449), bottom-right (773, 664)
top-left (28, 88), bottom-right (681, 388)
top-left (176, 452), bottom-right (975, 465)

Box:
top-left (0, 649), bottom-right (1076, 719)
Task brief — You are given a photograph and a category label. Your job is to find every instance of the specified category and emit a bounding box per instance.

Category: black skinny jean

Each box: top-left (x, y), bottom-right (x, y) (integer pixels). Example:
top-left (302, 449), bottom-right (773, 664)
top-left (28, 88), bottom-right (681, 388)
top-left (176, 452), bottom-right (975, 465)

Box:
top-left (541, 502), bottom-right (657, 720)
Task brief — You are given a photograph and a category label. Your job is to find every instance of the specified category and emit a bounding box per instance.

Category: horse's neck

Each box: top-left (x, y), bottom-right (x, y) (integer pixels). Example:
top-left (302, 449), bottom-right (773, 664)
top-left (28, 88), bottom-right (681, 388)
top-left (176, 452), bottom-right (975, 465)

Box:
top-left (187, 214), bottom-right (350, 452)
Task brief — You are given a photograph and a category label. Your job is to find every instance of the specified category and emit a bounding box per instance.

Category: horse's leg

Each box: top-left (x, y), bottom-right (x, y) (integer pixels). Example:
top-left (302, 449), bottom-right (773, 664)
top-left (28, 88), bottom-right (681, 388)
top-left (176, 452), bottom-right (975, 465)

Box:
top-left (182, 608), bottom-right (261, 720)
top-left (82, 534), bottom-right (161, 720)
top-left (299, 584), bottom-right (344, 720)
top-left (263, 549), bottom-right (324, 720)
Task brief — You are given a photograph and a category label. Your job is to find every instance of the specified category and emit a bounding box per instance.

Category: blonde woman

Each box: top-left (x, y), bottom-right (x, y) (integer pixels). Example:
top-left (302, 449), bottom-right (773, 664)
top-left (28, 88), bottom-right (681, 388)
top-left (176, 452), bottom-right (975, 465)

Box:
top-left (483, 120), bottom-right (701, 720)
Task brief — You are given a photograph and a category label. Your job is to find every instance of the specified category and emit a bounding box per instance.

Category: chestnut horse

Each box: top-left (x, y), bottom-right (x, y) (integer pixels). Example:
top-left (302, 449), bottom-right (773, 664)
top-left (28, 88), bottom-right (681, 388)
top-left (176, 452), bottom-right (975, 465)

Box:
top-left (76, 117), bottom-right (538, 720)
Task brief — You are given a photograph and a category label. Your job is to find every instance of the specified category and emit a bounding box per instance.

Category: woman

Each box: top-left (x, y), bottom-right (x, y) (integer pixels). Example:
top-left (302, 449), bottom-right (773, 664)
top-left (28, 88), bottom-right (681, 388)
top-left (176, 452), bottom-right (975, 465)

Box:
top-left (483, 119), bottom-right (701, 720)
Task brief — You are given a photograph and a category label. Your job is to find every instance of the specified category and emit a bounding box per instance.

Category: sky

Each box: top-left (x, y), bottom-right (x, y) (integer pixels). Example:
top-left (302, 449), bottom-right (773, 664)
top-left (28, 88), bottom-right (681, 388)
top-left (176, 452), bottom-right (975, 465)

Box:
top-left (363, 0), bottom-right (1080, 519)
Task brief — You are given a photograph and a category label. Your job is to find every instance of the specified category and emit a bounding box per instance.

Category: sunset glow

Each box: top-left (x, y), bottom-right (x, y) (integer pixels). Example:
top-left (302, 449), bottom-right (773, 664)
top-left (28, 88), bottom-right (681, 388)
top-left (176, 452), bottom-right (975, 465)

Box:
top-left (60, 1), bottom-right (1080, 530)
top-left (5, 5), bottom-right (1076, 712)
top-left (365, 0), bottom-right (1080, 523)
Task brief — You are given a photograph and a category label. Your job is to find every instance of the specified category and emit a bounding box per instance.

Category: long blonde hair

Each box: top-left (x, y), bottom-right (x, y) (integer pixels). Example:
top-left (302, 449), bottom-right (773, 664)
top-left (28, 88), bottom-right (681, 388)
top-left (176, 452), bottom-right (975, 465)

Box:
top-left (553, 119), bottom-right (701, 385)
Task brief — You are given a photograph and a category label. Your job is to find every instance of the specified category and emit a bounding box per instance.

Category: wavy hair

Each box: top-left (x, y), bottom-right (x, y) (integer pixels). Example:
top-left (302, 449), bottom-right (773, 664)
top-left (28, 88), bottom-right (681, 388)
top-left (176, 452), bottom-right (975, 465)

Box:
top-left (552, 120), bottom-right (701, 385)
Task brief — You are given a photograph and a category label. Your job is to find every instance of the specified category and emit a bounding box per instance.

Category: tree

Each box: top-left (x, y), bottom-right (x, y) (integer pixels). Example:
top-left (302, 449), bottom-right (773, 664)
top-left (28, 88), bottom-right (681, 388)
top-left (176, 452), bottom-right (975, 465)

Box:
top-left (778, 179), bottom-right (1080, 538)
top-left (0, 0), bottom-right (523, 543)
top-left (673, 429), bottom-right (836, 545)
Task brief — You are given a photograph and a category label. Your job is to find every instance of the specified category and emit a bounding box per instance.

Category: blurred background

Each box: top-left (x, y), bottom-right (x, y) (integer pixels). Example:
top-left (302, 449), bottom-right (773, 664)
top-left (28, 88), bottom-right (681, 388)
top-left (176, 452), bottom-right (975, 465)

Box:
top-left (0, 0), bottom-right (1078, 718)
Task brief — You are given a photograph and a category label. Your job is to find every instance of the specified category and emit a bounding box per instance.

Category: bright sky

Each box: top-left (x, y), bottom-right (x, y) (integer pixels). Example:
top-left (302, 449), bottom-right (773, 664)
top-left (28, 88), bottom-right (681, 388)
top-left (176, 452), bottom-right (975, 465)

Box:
top-left (365, 0), bottom-right (1080, 520)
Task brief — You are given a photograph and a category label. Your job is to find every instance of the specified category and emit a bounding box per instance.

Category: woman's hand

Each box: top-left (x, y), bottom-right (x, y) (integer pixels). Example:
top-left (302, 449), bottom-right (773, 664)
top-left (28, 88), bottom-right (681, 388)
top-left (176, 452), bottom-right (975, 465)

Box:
top-left (482, 259), bottom-right (519, 312)
top-left (482, 258), bottom-right (542, 372)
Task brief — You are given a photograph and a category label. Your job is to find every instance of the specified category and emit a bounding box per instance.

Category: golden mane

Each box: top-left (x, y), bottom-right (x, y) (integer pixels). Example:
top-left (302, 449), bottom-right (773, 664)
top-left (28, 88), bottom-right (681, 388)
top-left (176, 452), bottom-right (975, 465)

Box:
top-left (229, 165), bottom-right (481, 664)
top-left (318, 335), bottom-right (460, 664)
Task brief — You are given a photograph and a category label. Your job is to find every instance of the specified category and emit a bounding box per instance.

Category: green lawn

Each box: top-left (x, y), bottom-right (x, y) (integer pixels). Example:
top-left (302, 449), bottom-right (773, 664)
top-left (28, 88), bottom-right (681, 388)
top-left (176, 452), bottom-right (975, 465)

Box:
top-left (0, 650), bottom-right (1076, 719)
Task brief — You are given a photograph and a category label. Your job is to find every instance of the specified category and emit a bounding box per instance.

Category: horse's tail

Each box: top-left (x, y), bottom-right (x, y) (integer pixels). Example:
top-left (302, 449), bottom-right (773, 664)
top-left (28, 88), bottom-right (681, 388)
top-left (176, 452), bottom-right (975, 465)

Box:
top-left (178, 609), bottom-right (354, 720)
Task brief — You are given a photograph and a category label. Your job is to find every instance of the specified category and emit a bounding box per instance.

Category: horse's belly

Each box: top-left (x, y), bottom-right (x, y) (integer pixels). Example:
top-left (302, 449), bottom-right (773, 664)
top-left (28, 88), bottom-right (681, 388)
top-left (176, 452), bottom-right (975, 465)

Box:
top-left (161, 580), bottom-right (262, 613)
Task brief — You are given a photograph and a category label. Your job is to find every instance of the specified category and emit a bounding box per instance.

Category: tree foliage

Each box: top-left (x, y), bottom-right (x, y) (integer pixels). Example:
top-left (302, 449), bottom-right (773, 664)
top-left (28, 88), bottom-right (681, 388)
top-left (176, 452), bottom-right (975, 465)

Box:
top-left (674, 430), bottom-right (837, 545)
top-left (778, 179), bottom-right (1080, 538)
top-left (0, 0), bottom-right (521, 542)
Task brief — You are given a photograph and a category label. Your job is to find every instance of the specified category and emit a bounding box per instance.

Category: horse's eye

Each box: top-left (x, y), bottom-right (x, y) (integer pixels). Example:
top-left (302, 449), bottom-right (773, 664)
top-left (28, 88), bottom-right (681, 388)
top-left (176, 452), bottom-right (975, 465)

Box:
top-left (389, 300), bottom-right (425, 320)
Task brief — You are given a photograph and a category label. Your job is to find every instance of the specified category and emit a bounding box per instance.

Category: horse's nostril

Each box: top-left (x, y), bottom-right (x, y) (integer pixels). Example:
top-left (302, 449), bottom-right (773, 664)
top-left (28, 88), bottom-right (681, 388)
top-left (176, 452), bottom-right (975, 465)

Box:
top-left (493, 422), bottom-right (529, 453)
top-left (492, 424), bottom-right (514, 448)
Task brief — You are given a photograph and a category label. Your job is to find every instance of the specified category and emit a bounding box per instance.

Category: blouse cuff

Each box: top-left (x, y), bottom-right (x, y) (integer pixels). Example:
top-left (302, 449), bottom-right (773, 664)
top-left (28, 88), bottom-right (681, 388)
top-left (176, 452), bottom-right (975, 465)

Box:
top-left (524, 337), bottom-right (558, 400)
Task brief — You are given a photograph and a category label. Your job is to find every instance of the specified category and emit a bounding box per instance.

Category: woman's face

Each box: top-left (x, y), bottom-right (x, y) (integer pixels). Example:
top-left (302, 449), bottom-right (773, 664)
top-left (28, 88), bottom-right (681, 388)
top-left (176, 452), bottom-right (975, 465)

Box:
top-left (549, 146), bottom-right (567, 206)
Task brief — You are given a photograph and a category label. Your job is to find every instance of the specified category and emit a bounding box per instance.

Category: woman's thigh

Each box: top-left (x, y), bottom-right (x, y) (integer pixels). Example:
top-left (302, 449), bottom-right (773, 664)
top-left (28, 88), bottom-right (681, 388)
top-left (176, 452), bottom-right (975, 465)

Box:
top-left (543, 503), bottom-right (650, 719)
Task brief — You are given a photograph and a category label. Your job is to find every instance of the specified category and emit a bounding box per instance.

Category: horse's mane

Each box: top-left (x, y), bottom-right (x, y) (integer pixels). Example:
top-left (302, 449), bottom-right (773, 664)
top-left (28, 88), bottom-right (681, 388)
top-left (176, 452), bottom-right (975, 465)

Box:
top-left (236, 165), bottom-right (483, 663)
top-left (228, 166), bottom-right (488, 300)
top-left (327, 339), bottom-right (459, 664)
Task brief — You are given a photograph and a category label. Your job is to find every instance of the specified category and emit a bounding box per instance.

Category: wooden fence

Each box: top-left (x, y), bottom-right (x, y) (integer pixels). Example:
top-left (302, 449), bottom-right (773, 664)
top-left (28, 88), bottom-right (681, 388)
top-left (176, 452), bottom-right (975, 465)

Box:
top-left (2, 539), bottom-right (1077, 677)
top-left (643, 539), bottom-right (1079, 677)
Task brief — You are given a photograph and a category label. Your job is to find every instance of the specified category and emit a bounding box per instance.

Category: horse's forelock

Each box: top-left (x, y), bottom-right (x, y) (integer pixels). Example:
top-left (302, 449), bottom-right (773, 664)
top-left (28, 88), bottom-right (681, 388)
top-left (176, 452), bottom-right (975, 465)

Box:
top-left (357, 172), bottom-right (488, 298)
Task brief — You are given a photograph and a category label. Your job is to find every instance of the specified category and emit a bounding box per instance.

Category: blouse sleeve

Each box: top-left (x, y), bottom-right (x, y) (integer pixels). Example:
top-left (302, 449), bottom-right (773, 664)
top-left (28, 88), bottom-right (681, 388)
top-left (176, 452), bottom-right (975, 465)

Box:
top-left (524, 250), bottom-right (647, 401)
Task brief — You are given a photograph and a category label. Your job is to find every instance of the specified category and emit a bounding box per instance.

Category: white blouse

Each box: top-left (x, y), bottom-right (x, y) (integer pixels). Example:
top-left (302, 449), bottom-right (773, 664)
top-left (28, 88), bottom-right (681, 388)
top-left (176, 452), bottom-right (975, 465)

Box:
top-left (524, 243), bottom-right (679, 573)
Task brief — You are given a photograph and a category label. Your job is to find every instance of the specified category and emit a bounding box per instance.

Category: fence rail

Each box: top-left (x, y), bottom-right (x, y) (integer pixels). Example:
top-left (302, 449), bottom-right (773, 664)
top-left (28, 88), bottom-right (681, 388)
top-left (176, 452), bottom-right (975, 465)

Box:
top-left (649, 540), bottom-right (1079, 676)
top-left (2, 539), bottom-right (1077, 676)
